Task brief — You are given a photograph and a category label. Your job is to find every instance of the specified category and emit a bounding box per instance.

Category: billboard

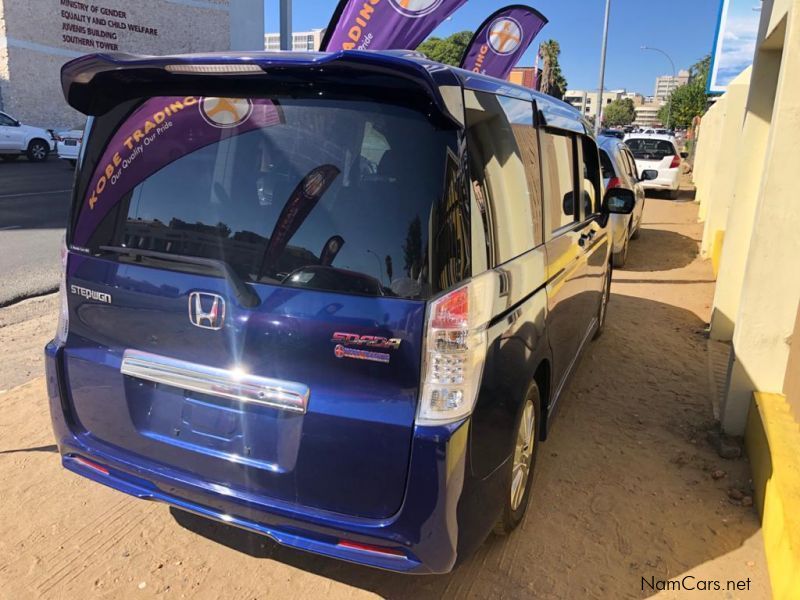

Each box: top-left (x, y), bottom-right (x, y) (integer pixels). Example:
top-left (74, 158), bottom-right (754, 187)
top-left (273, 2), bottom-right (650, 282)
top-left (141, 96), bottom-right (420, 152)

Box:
top-left (708, 0), bottom-right (761, 94)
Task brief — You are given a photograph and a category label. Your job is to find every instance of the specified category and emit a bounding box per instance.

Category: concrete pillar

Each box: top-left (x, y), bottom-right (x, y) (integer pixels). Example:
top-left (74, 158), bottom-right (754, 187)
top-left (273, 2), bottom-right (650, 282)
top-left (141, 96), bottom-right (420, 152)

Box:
top-left (699, 70), bottom-right (751, 263)
top-left (710, 47), bottom-right (783, 341)
top-left (229, 0), bottom-right (266, 51)
top-left (721, 1), bottom-right (800, 434)
top-left (694, 99), bottom-right (725, 222)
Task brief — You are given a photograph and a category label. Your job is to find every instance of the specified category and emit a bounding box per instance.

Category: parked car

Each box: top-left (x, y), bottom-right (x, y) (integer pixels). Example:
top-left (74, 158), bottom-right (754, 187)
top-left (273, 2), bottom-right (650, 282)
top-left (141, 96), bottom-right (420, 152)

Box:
top-left (600, 128), bottom-right (625, 140)
top-left (55, 129), bottom-right (83, 166)
top-left (598, 136), bottom-right (657, 267)
top-left (46, 50), bottom-right (635, 574)
top-left (624, 134), bottom-right (682, 199)
top-left (0, 111), bottom-right (56, 162)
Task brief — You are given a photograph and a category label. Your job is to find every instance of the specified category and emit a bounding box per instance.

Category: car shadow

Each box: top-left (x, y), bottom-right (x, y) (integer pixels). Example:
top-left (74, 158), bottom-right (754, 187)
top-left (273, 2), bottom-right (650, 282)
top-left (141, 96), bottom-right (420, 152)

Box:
top-left (621, 228), bottom-right (699, 272)
top-left (169, 292), bottom-right (761, 599)
top-left (0, 444), bottom-right (58, 455)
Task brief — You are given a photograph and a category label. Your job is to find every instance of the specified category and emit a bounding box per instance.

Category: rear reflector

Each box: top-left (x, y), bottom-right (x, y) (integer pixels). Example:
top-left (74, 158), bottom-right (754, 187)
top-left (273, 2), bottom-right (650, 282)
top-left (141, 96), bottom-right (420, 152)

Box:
top-left (337, 540), bottom-right (406, 558)
top-left (607, 176), bottom-right (621, 190)
top-left (165, 64), bottom-right (263, 75)
top-left (669, 154), bottom-right (681, 169)
top-left (72, 456), bottom-right (110, 475)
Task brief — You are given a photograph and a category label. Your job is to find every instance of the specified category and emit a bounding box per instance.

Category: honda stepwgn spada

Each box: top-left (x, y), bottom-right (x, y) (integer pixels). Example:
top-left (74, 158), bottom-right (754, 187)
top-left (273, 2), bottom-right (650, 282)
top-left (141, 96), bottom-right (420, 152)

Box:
top-left (45, 50), bottom-right (635, 573)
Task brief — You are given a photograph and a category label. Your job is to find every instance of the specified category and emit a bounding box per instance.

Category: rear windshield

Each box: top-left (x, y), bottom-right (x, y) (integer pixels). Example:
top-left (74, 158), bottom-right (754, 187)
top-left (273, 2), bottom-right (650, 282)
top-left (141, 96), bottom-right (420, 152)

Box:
top-left (74, 96), bottom-right (460, 300)
top-left (625, 138), bottom-right (676, 160)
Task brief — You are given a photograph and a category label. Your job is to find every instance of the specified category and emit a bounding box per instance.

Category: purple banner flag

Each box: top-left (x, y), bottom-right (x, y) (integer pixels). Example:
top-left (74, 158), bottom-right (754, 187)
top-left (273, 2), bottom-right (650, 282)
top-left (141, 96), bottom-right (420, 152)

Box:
top-left (460, 5), bottom-right (548, 81)
top-left (74, 96), bottom-right (282, 246)
top-left (321, 0), bottom-right (468, 52)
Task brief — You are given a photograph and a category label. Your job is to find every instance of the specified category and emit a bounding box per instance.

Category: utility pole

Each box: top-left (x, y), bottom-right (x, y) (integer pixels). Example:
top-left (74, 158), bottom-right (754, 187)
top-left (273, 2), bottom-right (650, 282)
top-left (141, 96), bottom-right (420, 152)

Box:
top-left (279, 0), bottom-right (292, 51)
top-left (595, 0), bottom-right (612, 136)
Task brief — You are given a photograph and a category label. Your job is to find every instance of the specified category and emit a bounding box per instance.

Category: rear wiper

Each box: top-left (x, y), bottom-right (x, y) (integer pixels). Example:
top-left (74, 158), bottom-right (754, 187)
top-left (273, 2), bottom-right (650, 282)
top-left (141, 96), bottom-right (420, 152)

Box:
top-left (99, 246), bottom-right (260, 308)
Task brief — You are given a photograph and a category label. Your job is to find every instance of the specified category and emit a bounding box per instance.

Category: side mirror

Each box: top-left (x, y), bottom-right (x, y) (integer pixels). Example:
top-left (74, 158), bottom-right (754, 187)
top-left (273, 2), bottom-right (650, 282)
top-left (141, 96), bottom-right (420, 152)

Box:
top-left (603, 188), bottom-right (635, 215)
top-left (640, 169), bottom-right (659, 181)
top-left (13, 120), bottom-right (21, 127)
top-left (680, 151), bottom-right (688, 159)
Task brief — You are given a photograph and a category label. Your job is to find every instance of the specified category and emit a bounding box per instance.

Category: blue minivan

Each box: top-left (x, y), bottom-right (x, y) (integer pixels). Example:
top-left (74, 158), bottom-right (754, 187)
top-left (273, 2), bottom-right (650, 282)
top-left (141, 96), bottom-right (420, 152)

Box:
top-left (45, 50), bottom-right (634, 573)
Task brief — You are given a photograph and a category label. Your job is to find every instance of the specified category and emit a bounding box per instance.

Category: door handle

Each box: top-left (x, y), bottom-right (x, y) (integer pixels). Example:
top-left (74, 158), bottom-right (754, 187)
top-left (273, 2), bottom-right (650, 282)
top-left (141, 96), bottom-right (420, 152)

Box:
top-left (578, 230), bottom-right (596, 248)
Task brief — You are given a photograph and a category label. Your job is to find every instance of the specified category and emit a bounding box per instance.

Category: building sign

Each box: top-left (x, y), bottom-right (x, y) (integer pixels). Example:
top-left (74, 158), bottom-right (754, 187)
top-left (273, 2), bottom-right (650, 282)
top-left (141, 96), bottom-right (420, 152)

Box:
top-left (708, 0), bottom-right (760, 94)
top-left (60, 2), bottom-right (158, 52)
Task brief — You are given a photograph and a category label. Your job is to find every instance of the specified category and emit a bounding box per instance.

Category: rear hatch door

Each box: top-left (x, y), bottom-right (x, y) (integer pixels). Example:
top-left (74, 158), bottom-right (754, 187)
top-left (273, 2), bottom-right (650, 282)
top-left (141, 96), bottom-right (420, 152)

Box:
top-left (61, 65), bottom-right (463, 519)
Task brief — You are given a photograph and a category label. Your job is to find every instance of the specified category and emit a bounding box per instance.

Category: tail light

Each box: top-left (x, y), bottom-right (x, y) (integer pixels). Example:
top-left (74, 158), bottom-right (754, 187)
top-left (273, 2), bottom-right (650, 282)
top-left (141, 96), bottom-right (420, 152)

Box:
top-left (416, 275), bottom-right (495, 425)
top-left (54, 236), bottom-right (69, 345)
top-left (606, 176), bottom-right (621, 190)
top-left (669, 154), bottom-right (681, 169)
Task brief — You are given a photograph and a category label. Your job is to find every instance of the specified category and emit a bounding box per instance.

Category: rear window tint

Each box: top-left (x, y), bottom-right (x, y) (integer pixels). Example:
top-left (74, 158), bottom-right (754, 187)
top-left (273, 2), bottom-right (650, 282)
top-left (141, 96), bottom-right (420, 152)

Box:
top-left (625, 138), bottom-right (676, 160)
top-left (75, 96), bottom-right (460, 300)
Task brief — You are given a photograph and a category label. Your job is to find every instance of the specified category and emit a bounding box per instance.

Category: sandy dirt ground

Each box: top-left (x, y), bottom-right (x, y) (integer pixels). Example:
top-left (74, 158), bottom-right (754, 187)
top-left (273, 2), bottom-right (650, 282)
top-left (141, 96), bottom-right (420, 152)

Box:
top-left (0, 187), bottom-right (772, 599)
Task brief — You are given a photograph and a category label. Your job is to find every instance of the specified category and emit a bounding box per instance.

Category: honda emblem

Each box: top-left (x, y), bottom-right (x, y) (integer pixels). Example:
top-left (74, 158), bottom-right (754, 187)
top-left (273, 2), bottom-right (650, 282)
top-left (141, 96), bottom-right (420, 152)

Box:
top-left (189, 292), bottom-right (225, 330)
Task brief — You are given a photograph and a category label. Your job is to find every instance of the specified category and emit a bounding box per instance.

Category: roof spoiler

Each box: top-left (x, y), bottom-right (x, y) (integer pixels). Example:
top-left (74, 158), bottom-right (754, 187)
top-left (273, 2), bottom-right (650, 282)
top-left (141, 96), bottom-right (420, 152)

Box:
top-left (60, 51), bottom-right (462, 126)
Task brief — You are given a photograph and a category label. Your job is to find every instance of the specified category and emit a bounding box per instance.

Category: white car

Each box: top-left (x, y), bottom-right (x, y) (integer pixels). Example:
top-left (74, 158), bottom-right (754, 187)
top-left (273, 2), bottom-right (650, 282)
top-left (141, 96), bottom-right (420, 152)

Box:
top-left (624, 134), bottom-right (682, 199)
top-left (0, 111), bottom-right (56, 162)
top-left (56, 129), bottom-right (84, 166)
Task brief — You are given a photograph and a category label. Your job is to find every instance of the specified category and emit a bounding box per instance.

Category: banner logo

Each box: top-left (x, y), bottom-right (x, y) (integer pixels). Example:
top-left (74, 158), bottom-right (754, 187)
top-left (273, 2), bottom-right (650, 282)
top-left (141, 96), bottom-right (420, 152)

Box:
top-left (199, 97), bottom-right (254, 128)
top-left (487, 17), bottom-right (523, 55)
top-left (388, 0), bottom-right (444, 18)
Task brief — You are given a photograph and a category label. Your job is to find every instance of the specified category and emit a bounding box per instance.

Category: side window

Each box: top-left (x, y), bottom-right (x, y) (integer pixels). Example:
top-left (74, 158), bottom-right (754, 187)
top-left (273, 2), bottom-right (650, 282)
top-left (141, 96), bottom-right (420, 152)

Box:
top-left (497, 96), bottom-right (544, 247)
top-left (599, 149), bottom-right (615, 181)
top-left (0, 113), bottom-right (15, 127)
top-left (580, 136), bottom-right (602, 219)
top-left (465, 90), bottom-right (538, 266)
top-left (541, 131), bottom-right (577, 233)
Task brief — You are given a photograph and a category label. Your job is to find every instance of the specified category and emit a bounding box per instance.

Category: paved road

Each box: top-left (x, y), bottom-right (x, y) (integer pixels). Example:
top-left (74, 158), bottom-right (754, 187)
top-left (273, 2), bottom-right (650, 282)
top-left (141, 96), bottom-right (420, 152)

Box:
top-left (0, 159), bottom-right (74, 306)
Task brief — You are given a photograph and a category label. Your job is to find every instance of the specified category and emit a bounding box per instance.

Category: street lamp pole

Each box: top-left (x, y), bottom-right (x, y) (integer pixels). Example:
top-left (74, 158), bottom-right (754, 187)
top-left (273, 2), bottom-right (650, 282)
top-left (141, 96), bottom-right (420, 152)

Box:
top-left (595, 0), bottom-right (612, 136)
top-left (279, 0), bottom-right (292, 51)
top-left (641, 45), bottom-right (676, 129)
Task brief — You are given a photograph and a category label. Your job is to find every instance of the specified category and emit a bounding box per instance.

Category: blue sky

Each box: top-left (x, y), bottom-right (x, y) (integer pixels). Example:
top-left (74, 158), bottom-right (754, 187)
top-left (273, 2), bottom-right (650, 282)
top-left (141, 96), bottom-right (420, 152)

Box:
top-left (264, 0), bottom-right (723, 95)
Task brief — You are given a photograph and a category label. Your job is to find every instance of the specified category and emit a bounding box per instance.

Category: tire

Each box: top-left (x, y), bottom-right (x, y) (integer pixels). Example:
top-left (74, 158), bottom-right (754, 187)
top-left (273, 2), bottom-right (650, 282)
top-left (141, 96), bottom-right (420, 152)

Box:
top-left (1, 154), bottom-right (20, 162)
top-left (26, 140), bottom-right (49, 162)
top-left (68, 159), bottom-right (77, 167)
top-left (593, 262), bottom-right (612, 340)
top-left (612, 231), bottom-right (629, 268)
top-left (493, 383), bottom-right (541, 535)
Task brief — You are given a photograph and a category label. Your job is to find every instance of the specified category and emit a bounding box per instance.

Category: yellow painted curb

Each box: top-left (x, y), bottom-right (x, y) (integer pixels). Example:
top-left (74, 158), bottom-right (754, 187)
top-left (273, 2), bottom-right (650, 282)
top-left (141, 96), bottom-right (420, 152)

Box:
top-left (711, 230), bottom-right (725, 277)
top-left (745, 393), bottom-right (800, 599)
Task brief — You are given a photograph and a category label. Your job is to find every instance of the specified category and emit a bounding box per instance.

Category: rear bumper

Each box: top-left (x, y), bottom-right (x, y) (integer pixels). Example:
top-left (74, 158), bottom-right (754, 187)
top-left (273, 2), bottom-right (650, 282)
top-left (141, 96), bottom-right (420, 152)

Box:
top-left (641, 171), bottom-right (679, 191)
top-left (45, 341), bottom-right (475, 574)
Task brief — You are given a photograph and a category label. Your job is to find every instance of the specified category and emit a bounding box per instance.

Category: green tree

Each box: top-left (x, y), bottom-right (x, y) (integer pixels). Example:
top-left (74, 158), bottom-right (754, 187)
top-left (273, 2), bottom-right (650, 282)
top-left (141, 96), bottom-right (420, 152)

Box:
top-left (537, 40), bottom-right (568, 99)
top-left (658, 55), bottom-right (711, 128)
top-left (417, 31), bottom-right (473, 67)
top-left (603, 98), bottom-right (635, 127)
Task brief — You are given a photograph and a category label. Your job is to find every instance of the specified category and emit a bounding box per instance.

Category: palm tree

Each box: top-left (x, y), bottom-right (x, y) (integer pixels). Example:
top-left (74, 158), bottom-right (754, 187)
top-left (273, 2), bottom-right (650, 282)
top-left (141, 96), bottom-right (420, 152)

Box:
top-left (537, 39), bottom-right (568, 100)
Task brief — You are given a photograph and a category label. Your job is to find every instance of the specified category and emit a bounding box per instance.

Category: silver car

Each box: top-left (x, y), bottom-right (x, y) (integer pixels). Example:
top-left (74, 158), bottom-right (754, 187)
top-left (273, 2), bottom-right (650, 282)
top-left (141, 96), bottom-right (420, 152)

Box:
top-left (598, 136), bottom-right (656, 267)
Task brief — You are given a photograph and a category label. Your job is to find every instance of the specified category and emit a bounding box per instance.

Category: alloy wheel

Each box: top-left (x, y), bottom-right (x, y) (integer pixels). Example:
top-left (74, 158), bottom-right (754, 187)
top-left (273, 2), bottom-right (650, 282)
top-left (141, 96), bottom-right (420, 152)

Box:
top-left (510, 399), bottom-right (536, 510)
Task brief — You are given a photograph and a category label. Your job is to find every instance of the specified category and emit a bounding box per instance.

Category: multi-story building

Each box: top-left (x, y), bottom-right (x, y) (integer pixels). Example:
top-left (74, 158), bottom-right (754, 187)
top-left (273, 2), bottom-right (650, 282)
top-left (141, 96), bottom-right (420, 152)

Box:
top-left (654, 70), bottom-right (690, 102)
top-left (264, 29), bottom-right (326, 51)
top-left (633, 103), bottom-right (662, 127)
top-left (562, 89), bottom-right (629, 121)
top-left (0, 0), bottom-right (264, 127)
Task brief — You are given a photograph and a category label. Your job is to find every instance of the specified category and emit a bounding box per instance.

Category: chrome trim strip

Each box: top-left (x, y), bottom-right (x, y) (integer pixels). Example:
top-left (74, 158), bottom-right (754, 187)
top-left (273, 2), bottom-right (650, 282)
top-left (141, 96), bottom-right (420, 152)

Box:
top-left (120, 350), bottom-right (309, 414)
